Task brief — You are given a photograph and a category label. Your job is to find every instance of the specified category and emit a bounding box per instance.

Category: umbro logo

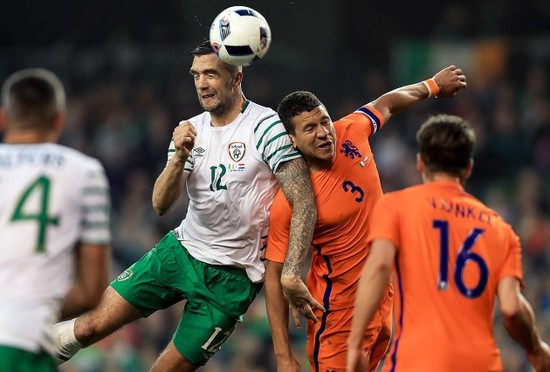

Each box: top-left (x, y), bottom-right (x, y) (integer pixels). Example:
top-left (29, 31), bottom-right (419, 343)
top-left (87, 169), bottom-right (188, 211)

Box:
top-left (193, 147), bottom-right (206, 157)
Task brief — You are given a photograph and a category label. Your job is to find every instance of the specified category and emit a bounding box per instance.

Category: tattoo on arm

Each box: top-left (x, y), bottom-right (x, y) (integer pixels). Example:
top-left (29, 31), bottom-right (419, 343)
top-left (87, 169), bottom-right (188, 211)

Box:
top-left (275, 158), bottom-right (317, 276)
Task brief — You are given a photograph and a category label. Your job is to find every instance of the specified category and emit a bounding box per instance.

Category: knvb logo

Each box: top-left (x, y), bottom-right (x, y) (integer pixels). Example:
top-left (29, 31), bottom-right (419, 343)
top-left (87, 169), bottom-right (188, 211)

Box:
top-left (340, 140), bottom-right (362, 159)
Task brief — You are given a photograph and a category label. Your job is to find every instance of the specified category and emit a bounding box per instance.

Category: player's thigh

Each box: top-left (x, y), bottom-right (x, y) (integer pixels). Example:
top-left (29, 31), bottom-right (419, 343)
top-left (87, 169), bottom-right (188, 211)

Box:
top-left (306, 300), bottom-right (392, 372)
top-left (367, 285), bottom-right (394, 371)
top-left (110, 232), bottom-right (187, 317)
top-left (306, 307), bottom-right (352, 371)
top-left (0, 345), bottom-right (55, 372)
top-left (172, 262), bottom-right (262, 367)
top-left (369, 317), bottom-right (392, 372)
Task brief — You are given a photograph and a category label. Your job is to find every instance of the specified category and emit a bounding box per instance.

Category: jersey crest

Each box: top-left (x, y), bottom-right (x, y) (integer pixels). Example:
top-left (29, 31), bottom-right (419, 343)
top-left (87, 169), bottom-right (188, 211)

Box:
top-left (228, 142), bottom-right (246, 162)
top-left (340, 139), bottom-right (362, 159)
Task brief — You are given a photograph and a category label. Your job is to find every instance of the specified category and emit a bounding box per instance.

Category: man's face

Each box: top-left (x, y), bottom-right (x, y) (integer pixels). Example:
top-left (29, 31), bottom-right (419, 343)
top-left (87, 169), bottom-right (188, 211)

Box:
top-left (289, 105), bottom-right (336, 171)
top-left (189, 54), bottom-right (236, 116)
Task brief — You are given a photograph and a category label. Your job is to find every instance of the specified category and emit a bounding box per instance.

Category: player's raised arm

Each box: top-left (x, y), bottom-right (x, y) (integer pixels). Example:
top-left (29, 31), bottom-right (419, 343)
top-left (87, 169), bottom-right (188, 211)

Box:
top-left (152, 121), bottom-right (196, 215)
top-left (369, 65), bottom-right (467, 123)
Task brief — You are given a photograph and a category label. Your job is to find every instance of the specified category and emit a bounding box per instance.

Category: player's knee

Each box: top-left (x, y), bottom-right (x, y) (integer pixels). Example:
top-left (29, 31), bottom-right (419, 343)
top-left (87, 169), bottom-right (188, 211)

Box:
top-left (73, 316), bottom-right (104, 346)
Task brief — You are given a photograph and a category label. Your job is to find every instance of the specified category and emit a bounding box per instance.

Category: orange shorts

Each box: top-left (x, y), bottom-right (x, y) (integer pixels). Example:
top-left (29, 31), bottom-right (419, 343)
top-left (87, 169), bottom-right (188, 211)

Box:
top-left (306, 284), bottom-right (393, 372)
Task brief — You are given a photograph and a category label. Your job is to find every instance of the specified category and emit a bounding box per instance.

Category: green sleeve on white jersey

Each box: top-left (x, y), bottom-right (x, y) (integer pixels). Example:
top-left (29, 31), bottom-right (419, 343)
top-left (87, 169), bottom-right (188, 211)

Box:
top-left (253, 114), bottom-right (300, 172)
top-left (80, 161), bottom-right (111, 245)
top-left (167, 139), bottom-right (194, 174)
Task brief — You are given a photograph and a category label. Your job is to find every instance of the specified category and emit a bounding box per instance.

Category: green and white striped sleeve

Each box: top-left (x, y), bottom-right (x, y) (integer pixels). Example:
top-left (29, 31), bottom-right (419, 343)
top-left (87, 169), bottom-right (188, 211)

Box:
top-left (81, 160), bottom-right (111, 245)
top-left (254, 114), bottom-right (300, 172)
top-left (167, 139), bottom-right (194, 174)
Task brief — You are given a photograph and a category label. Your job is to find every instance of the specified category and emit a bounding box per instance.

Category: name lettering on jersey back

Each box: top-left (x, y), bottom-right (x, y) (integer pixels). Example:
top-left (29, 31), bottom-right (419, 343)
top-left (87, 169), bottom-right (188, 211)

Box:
top-left (428, 197), bottom-right (492, 225)
top-left (0, 152), bottom-right (65, 168)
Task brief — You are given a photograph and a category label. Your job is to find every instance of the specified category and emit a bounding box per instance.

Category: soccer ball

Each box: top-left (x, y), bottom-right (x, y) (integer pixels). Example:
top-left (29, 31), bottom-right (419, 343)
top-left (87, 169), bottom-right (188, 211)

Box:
top-left (209, 6), bottom-right (272, 67)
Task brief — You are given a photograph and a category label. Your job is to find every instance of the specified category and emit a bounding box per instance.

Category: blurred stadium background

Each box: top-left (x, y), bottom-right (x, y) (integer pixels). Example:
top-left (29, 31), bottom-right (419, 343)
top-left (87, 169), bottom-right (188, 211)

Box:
top-left (2, 0), bottom-right (549, 371)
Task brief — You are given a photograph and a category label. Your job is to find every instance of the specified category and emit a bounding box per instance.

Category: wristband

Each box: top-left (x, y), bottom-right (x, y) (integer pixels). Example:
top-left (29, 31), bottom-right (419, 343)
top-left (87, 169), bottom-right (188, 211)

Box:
top-left (422, 78), bottom-right (440, 98)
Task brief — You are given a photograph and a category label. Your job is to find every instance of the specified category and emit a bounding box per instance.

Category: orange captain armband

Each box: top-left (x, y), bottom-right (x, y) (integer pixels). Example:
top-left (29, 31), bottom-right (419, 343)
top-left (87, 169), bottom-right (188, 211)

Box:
top-left (422, 78), bottom-right (440, 98)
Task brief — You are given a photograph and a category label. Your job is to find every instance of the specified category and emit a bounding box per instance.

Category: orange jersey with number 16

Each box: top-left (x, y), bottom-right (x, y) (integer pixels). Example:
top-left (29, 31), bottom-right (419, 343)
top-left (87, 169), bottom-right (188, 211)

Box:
top-left (367, 181), bottom-right (523, 372)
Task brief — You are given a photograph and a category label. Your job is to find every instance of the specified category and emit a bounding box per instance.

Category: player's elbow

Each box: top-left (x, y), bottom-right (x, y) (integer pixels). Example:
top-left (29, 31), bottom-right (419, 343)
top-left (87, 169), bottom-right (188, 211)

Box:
top-left (152, 197), bottom-right (171, 216)
top-left (499, 295), bottom-right (522, 320)
top-left (371, 260), bottom-right (393, 278)
top-left (498, 277), bottom-right (524, 319)
top-left (152, 201), bottom-right (167, 216)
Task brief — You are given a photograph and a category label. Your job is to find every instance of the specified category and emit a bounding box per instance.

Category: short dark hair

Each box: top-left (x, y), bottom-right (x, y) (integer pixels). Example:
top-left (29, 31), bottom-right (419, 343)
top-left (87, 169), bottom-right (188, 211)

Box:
top-left (277, 91), bottom-right (323, 134)
top-left (190, 40), bottom-right (216, 57)
top-left (189, 40), bottom-right (241, 75)
top-left (416, 114), bottom-right (475, 178)
top-left (1, 68), bottom-right (65, 130)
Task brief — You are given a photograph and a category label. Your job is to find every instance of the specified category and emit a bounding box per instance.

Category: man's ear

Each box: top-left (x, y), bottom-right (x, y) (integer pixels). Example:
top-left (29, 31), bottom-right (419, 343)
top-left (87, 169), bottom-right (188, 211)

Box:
top-left (0, 108), bottom-right (6, 131)
top-left (52, 111), bottom-right (64, 133)
top-left (289, 133), bottom-right (297, 149)
top-left (416, 153), bottom-right (424, 173)
top-left (234, 71), bottom-right (243, 87)
top-left (463, 159), bottom-right (474, 180)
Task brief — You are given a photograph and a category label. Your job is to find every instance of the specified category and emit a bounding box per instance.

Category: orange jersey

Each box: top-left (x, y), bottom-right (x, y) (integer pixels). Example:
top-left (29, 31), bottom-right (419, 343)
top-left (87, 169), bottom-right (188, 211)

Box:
top-left (267, 105), bottom-right (386, 310)
top-left (367, 181), bottom-right (523, 372)
top-left (267, 105), bottom-right (392, 371)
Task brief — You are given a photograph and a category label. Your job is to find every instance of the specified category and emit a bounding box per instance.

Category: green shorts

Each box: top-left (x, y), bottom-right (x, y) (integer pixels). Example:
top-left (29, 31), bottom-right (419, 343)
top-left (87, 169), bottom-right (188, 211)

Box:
top-left (110, 231), bottom-right (262, 366)
top-left (0, 345), bottom-right (56, 372)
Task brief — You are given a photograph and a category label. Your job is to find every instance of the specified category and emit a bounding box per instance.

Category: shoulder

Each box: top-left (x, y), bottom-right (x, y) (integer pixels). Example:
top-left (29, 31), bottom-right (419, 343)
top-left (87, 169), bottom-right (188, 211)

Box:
top-left (242, 101), bottom-right (279, 125)
top-left (52, 144), bottom-right (103, 167)
top-left (50, 146), bottom-right (108, 185)
top-left (374, 186), bottom-right (418, 212)
top-left (244, 100), bottom-right (276, 115)
top-left (335, 105), bottom-right (384, 137)
top-left (271, 189), bottom-right (292, 216)
top-left (185, 112), bottom-right (210, 128)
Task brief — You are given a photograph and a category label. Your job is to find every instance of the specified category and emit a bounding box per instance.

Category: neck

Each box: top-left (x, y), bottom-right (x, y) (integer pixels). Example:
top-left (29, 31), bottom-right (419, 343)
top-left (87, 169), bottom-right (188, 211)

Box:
top-left (210, 94), bottom-right (247, 127)
top-left (423, 172), bottom-right (462, 184)
top-left (308, 158), bottom-right (333, 173)
top-left (3, 130), bottom-right (57, 144)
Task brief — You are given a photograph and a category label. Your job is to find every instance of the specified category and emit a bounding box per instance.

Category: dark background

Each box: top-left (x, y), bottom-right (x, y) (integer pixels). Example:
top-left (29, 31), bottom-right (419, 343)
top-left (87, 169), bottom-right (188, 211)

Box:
top-left (2, 1), bottom-right (550, 371)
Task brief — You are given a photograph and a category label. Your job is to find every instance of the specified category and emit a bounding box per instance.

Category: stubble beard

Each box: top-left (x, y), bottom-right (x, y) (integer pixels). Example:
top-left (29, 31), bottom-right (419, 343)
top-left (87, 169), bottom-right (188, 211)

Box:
top-left (201, 93), bottom-right (235, 117)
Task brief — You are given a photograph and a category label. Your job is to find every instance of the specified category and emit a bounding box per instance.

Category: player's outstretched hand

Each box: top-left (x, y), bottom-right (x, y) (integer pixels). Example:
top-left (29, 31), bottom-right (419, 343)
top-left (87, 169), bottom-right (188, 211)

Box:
top-left (280, 275), bottom-right (325, 329)
top-left (527, 341), bottom-right (550, 372)
top-left (433, 65), bottom-right (467, 97)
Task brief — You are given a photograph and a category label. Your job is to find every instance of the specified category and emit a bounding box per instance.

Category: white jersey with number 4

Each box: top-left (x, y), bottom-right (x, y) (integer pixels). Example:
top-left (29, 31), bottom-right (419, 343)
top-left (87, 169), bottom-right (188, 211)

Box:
top-left (0, 143), bottom-right (111, 352)
top-left (170, 100), bottom-right (300, 283)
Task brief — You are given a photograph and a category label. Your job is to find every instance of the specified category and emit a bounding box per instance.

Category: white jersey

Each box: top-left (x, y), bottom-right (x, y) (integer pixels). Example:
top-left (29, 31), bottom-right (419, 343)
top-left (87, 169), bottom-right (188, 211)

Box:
top-left (0, 143), bottom-right (111, 352)
top-left (170, 100), bottom-right (300, 283)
